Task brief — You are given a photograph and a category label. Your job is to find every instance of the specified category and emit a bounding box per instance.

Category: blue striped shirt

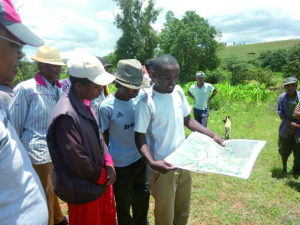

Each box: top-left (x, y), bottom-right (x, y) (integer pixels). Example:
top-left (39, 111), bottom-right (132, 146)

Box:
top-left (10, 73), bottom-right (62, 164)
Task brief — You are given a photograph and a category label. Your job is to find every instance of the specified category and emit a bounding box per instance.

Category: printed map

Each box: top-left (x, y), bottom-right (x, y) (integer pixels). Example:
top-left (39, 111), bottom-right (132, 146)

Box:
top-left (165, 132), bottom-right (266, 179)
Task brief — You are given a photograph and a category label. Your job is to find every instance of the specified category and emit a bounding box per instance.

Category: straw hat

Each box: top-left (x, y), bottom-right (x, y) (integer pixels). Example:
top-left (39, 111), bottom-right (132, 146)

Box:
top-left (67, 53), bottom-right (115, 86)
top-left (31, 45), bottom-right (65, 66)
top-left (115, 59), bottom-right (149, 89)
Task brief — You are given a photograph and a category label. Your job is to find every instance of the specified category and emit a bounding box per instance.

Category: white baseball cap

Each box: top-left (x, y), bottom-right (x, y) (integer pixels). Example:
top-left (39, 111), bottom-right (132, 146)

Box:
top-left (67, 53), bottom-right (116, 86)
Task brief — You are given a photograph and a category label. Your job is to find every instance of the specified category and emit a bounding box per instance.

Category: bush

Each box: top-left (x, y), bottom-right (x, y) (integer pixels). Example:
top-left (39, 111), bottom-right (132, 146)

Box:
top-left (204, 69), bottom-right (225, 84)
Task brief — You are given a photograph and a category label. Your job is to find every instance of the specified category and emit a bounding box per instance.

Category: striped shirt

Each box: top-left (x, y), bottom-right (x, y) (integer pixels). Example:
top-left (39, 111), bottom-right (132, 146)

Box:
top-left (10, 73), bottom-right (62, 164)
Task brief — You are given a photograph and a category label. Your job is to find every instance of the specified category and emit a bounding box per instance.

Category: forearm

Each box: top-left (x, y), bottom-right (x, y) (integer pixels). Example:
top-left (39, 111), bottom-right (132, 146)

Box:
top-left (208, 90), bottom-right (217, 101)
top-left (135, 132), bottom-right (155, 165)
top-left (187, 91), bottom-right (194, 100)
top-left (184, 116), bottom-right (215, 138)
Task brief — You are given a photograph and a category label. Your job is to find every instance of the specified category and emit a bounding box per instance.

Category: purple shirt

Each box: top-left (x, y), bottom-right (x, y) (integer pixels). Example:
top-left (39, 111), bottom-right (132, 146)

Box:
top-left (277, 91), bottom-right (300, 142)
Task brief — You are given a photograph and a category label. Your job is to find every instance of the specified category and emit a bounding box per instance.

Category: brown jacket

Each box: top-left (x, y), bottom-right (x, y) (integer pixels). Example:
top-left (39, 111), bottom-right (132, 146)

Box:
top-left (47, 88), bottom-right (108, 204)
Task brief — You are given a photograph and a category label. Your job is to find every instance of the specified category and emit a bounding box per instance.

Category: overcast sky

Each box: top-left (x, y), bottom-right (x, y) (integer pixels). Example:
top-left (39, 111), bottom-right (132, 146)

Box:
top-left (17, 0), bottom-right (300, 61)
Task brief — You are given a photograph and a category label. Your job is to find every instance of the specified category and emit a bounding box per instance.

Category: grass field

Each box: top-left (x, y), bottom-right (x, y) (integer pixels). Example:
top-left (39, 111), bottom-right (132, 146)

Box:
top-left (218, 39), bottom-right (300, 60)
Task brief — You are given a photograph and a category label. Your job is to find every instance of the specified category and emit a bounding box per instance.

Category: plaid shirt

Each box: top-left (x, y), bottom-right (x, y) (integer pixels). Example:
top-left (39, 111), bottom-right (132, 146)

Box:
top-left (277, 91), bottom-right (300, 142)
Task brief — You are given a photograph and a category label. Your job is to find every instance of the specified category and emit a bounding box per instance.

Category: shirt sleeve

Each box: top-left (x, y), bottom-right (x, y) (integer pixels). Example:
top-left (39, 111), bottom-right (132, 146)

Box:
top-left (99, 104), bottom-right (111, 133)
top-left (208, 83), bottom-right (215, 92)
top-left (188, 84), bottom-right (195, 94)
top-left (179, 87), bottom-right (191, 117)
top-left (277, 95), bottom-right (286, 120)
top-left (54, 115), bottom-right (104, 183)
top-left (9, 84), bottom-right (28, 138)
top-left (134, 100), bottom-right (151, 134)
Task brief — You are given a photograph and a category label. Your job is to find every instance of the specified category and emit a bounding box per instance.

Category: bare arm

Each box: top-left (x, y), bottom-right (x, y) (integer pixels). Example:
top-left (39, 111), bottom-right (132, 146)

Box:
top-left (208, 88), bottom-right (217, 101)
top-left (187, 90), bottom-right (195, 100)
top-left (184, 115), bottom-right (224, 145)
top-left (135, 132), bottom-right (175, 174)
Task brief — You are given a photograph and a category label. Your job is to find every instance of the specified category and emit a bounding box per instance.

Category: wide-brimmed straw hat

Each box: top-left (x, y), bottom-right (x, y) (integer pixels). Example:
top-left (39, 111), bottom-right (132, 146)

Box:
top-left (0, 0), bottom-right (44, 46)
top-left (31, 45), bottom-right (65, 66)
top-left (67, 53), bottom-right (115, 86)
top-left (115, 59), bottom-right (149, 89)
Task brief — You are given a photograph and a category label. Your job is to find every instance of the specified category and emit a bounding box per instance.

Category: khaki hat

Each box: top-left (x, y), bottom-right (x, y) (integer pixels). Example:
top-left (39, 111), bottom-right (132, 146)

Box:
top-left (67, 53), bottom-right (116, 86)
top-left (115, 59), bottom-right (149, 89)
top-left (31, 45), bottom-right (65, 66)
top-left (283, 77), bottom-right (298, 86)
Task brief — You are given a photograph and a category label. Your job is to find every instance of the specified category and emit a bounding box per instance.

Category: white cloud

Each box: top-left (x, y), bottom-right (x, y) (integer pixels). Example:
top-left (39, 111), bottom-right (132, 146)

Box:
top-left (97, 11), bottom-right (114, 21)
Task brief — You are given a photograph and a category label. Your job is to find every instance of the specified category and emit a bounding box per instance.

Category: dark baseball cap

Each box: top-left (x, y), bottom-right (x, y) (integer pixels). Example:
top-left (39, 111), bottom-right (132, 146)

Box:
top-left (283, 77), bottom-right (298, 86)
top-left (0, 0), bottom-right (44, 46)
top-left (97, 56), bottom-right (113, 68)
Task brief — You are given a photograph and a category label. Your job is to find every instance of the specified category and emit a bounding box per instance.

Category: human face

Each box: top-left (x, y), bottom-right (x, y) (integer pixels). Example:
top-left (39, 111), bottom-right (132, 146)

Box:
top-left (147, 66), bottom-right (155, 83)
top-left (153, 64), bottom-right (179, 93)
top-left (40, 63), bottom-right (62, 85)
top-left (78, 82), bottom-right (103, 101)
top-left (196, 77), bottom-right (204, 86)
top-left (284, 83), bottom-right (297, 96)
top-left (0, 26), bottom-right (24, 84)
top-left (116, 83), bottom-right (140, 101)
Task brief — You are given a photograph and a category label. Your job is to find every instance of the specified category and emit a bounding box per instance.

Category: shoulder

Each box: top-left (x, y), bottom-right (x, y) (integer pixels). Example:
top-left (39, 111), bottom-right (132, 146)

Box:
top-left (100, 94), bottom-right (115, 108)
top-left (278, 92), bottom-right (287, 99)
top-left (189, 84), bottom-right (196, 89)
top-left (14, 79), bottom-right (36, 92)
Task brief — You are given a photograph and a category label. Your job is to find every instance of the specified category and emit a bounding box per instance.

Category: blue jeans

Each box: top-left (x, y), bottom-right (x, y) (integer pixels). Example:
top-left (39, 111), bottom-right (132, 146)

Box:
top-left (113, 157), bottom-right (150, 225)
top-left (194, 107), bottom-right (210, 128)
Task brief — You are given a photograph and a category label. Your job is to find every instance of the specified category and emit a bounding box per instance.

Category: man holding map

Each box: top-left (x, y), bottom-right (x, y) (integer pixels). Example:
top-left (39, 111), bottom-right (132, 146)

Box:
top-left (134, 54), bottom-right (224, 225)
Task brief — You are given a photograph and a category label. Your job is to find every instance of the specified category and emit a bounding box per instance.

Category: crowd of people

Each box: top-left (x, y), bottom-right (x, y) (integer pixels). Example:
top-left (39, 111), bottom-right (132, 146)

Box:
top-left (0, 0), bottom-right (225, 224)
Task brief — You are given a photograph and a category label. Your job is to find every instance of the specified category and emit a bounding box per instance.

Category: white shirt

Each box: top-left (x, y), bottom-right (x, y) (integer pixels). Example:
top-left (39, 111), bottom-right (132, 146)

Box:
top-left (189, 82), bottom-right (214, 110)
top-left (134, 85), bottom-right (191, 161)
top-left (0, 99), bottom-right (48, 224)
top-left (99, 90), bottom-right (146, 167)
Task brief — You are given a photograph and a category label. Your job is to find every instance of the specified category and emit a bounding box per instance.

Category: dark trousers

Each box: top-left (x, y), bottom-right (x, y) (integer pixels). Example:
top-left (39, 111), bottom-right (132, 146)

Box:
top-left (113, 157), bottom-right (150, 225)
top-left (194, 107), bottom-right (210, 128)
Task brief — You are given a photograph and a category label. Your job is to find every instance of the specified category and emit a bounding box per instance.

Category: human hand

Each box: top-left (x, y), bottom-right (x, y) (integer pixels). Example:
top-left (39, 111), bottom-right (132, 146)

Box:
top-left (142, 66), bottom-right (148, 75)
top-left (290, 122), bottom-right (300, 130)
top-left (105, 165), bottom-right (116, 185)
top-left (150, 160), bottom-right (175, 174)
top-left (213, 134), bottom-right (225, 146)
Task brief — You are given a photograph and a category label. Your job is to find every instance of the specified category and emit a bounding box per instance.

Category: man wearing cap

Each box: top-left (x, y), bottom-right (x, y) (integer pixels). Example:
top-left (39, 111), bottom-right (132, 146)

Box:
top-left (135, 54), bottom-right (224, 225)
top-left (47, 53), bottom-right (117, 224)
top-left (277, 77), bottom-right (300, 175)
top-left (0, 0), bottom-right (48, 223)
top-left (187, 71), bottom-right (217, 128)
top-left (99, 59), bottom-right (150, 225)
top-left (10, 45), bottom-right (67, 225)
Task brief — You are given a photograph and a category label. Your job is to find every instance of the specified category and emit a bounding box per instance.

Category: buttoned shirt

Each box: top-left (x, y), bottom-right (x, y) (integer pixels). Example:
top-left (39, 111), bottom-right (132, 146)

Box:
top-left (277, 91), bottom-right (300, 142)
top-left (10, 73), bottom-right (62, 164)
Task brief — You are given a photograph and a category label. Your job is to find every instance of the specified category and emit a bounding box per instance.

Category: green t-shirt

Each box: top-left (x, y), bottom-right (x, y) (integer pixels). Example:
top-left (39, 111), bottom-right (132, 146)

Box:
top-left (287, 96), bottom-right (298, 118)
top-left (189, 82), bottom-right (214, 110)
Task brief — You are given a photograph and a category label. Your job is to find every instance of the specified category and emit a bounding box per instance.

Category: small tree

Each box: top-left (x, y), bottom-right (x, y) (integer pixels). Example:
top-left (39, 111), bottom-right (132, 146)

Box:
top-left (222, 54), bottom-right (250, 85)
top-left (282, 44), bottom-right (300, 79)
top-left (13, 55), bottom-right (37, 86)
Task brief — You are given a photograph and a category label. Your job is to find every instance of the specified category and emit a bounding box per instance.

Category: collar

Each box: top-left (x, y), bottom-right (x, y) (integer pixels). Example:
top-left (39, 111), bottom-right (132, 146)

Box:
top-left (35, 72), bottom-right (62, 88)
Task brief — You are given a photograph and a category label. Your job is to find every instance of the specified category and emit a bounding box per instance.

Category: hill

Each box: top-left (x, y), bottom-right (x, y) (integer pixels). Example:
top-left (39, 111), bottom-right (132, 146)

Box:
top-left (218, 39), bottom-right (300, 59)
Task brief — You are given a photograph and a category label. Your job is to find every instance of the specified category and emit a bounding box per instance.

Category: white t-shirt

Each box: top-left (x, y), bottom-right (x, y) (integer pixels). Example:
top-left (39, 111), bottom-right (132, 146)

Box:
top-left (189, 82), bottom-right (214, 110)
top-left (0, 99), bottom-right (48, 224)
top-left (99, 90), bottom-right (146, 167)
top-left (134, 85), bottom-right (191, 161)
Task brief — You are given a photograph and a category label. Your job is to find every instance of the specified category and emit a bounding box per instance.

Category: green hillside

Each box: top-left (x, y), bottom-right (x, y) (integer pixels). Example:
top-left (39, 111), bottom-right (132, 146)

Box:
top-left (218, 39), bottom-right (300, 59)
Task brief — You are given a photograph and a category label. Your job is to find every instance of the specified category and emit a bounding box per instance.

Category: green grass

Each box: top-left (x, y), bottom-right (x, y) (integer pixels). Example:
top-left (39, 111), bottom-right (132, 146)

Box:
top-left (179, 93), bottom-right (300, 224)
top-left (219, 39), bottom-right (300, 59)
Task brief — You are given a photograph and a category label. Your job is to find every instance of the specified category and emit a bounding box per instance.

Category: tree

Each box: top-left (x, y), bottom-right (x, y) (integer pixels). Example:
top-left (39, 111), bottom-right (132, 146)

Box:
top-left (222, 54), bottom-right (251, 85)
top-left (158, 11), bottom-right (220, 83)
top-left (13, 54), bottom-right (37, 86)
top-left (282, 44), bottom-right (300, 79)
top-left (112, 0), bottom-right (161, 64)
top-left (259, 49), bottom-right (287, 72)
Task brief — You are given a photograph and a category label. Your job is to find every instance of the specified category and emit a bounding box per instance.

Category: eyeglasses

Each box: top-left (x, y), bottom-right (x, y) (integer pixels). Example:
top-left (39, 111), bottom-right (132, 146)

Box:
top-left (0, 35), bottom-right (23, 53)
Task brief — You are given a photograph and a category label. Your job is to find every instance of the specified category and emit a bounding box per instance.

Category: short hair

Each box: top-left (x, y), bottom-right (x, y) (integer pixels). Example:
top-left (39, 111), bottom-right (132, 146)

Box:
top-left (153, 54), bottom-right (178, 73)
top-left (69, 76), bottom-right (93, 88)
top-left (144, 59), bottom-right (153, 71)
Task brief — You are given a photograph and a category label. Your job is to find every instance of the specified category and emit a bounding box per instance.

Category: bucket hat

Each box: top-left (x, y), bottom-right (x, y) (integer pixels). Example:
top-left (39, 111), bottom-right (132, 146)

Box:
top-left (31, 45), bottom-right (65, 66)
top-left (67, 53), bottom-right (115, 86)
top-left (0, 0), bottom-right (44, 46)
top-left (115, 59), bottom-right (149, 89)
top-left (196, 71), bottom-right (205, 78)
top-left (283, 77), bottom-right (298, 86)
top-left (97, 57), bottom-right (113, 68)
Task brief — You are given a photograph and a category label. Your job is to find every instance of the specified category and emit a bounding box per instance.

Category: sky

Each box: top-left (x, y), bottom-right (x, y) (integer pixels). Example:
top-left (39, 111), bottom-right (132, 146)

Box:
top-left (17, 0), bottom-right (300, 61)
